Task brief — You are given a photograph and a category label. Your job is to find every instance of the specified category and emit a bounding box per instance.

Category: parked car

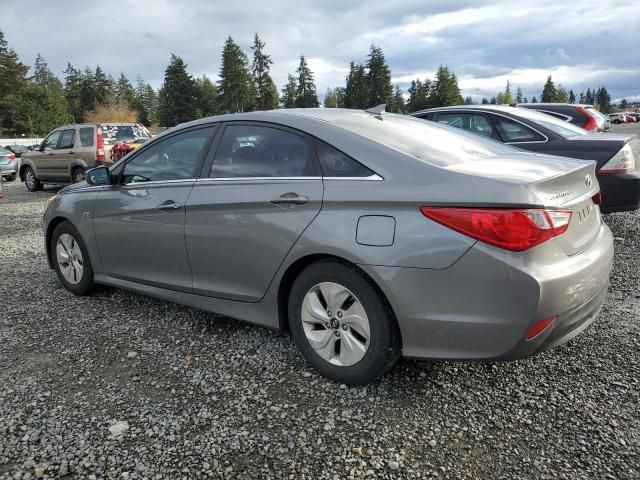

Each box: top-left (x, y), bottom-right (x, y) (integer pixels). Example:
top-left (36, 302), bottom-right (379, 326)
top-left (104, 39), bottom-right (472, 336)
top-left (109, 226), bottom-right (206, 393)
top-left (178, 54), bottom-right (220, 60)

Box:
top-left (518, 103), bottom-right (606, 131)
top-left (0, 146), bottom-right (18, 181)
top-left (19, 122), bottom-right (151, 191)
top-left (4, 144), bottom-right (30, 158)
top-left (412, 105), bottom-right (640, 213)
top-left (625, 114), bottom-right (637, 123)
top-left (585, 107), bottom-right (611, 131)
top-left (43, 108), bottom-right (613, 384)
top-left (0, 172), bottom-right (4, 198)
top-left (608, 113), bottom-right (627, 124)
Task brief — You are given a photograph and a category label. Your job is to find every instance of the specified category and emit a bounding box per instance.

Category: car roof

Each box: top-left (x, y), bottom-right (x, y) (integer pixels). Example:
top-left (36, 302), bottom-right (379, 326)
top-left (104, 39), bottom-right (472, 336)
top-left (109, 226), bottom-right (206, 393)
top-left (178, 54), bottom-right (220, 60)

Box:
top-left (517, 103), bottom-right (593, 108)
top-left (411, 104), bottom-right (521, 115)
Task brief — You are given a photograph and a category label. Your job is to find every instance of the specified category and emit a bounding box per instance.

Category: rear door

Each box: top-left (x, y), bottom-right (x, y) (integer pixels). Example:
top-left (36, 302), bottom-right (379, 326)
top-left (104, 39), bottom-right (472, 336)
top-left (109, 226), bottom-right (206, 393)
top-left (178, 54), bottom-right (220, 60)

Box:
top-left (185, 122), bottom-right (323, 302)
top-left (94, 125), bottom-right (217, 291)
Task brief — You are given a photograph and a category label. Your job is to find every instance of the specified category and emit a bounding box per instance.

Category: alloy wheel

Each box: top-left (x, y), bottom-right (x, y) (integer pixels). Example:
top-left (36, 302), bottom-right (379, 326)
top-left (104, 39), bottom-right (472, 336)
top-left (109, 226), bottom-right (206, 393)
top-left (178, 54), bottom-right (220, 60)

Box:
top-left (300, 282), bottom-right (371, 366)
top-left (56, 233), bottom-right (84, 284)
top-left (25, 169), bottom-right (35, 189)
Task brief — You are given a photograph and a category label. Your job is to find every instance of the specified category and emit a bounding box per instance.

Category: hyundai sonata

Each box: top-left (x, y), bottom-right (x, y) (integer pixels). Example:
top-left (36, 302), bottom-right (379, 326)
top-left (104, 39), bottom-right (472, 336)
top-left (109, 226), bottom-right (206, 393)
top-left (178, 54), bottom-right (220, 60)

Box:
top-left (44, 108), bottom-right (614, 384)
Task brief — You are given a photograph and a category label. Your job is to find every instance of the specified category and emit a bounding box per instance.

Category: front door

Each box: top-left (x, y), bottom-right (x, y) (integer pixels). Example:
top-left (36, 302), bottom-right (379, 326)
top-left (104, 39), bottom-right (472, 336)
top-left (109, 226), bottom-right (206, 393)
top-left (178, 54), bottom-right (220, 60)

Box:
top-left (53, 128), bottom-right (76, 181)
top-left (185, 123), bottom-right (323, 302)
top-left (93, 125), bottom-right (217, 291)
top-left (32, 130), bottom-right (62, 179)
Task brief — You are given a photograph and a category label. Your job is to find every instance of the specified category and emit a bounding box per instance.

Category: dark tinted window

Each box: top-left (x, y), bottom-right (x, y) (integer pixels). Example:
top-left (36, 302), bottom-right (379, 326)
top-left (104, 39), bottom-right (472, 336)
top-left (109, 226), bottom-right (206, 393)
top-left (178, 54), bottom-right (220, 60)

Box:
top-left (492, 116), bottom-right (544, 142)
top-left (315, 140), bottom-right (373, 177)
top-left (123, 127), bottom-right (214, 183)
top-left (42, 131), bottom-right (61, 150)
top-left (210, 125), bottom-right (316, 178)
top-left (79, 127), bottom-right (94, 147)
top-left (58, 129), bottom-right (75, 149)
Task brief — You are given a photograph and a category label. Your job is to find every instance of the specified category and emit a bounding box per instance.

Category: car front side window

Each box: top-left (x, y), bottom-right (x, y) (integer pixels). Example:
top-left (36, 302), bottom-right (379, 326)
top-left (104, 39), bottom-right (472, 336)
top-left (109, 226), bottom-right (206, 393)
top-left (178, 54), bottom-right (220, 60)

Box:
top-left (122, 127), bottom-right (215, 184)
top-left (210, 125), bottom-right (316, 178)
top-left (42, 131), bottom-right (61, 151)
top-left (493, 116), bottom-right (545, 143)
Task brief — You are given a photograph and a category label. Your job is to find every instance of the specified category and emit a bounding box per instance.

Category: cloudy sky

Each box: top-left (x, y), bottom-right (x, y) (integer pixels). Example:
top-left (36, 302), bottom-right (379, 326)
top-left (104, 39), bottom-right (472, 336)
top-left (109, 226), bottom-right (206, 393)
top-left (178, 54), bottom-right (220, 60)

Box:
top-left (2, 0), bottom-right (639, 102)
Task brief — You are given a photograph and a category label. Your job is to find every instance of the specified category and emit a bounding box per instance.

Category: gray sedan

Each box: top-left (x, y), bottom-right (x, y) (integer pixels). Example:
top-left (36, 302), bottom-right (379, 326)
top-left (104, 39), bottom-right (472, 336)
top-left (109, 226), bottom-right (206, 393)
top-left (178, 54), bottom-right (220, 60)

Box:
top-left (43, 109), bottom-right (614, 384)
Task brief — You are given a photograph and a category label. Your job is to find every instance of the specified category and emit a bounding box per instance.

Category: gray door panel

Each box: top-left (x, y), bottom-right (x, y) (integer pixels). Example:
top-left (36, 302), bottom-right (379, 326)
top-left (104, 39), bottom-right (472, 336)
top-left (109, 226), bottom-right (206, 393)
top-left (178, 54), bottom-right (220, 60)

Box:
top-left (94, 182), bottom-right (195, 290)
top-left (185, 179), bottom-right (323, 302)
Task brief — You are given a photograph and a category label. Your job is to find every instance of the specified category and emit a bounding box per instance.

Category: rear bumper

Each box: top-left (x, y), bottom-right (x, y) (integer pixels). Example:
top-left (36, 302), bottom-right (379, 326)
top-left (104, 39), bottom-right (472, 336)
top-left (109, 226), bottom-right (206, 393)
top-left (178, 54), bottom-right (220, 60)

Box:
top-left (598, 170), bottom-right (640, 213)
top-left (0, 161), bottom-right (17, 176)
top-left (361, 222), bottom-right (614, 360)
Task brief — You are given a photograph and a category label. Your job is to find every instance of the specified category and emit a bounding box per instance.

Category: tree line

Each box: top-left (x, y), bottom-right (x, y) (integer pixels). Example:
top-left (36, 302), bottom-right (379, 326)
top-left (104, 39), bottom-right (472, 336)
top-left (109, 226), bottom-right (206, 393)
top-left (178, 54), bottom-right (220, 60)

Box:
top-left (0, 28), bottom-right (618, 135)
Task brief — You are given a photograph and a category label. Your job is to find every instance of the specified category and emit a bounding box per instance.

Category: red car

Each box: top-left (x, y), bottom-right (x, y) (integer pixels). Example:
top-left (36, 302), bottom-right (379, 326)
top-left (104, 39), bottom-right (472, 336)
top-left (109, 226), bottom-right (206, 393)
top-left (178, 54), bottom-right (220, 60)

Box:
top-left (625, 115), bottom-right (637, 123)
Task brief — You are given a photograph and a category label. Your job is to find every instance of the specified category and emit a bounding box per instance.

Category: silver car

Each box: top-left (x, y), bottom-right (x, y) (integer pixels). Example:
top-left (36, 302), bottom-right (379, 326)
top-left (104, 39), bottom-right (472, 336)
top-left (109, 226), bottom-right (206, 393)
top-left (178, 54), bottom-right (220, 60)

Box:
top-left (43, 109), bottom-right (614, 384)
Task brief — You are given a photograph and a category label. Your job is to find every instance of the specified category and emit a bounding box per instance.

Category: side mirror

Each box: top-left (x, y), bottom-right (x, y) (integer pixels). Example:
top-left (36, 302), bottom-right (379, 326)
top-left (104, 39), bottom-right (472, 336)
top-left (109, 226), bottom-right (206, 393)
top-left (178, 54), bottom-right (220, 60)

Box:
top-left (86, 167), bottom-right (111, 186)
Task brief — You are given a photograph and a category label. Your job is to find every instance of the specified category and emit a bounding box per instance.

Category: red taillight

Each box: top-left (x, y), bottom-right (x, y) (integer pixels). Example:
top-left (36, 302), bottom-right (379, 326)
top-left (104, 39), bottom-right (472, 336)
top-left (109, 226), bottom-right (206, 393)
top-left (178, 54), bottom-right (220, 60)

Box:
top-left (526, 316), bottom-right (556, 341)
top-left (577, 106), bottom-right (598, 131)
top-left (420, 207), bottom-right (572, 252)
top-left (96, 127), bottom-right (105, 160)
top-left (7, 153), bottom-right (16, 160)
top-left (592, 191), bottom-right (602, 205)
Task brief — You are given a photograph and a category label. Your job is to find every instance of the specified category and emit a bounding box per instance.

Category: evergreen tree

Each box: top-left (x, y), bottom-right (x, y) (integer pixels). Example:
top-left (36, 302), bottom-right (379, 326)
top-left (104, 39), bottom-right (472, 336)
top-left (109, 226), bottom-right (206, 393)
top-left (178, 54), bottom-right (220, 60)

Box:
top-left (93, 65), bottom-right (114, 106)
top-left (323, 87), bottom-right (338, 108)
top-left (584, 88), bottom-right (593, 104)
top-left (115, 73), bottom-right (135, 108)
top-left (541, 75), bottom-right (557, 103)
top-left (620, 98), bottom-right (628, 108)
top-left (365, 45), bottom-right (392, 108)
top-left (502, 80), bottom-right (513, 104)
top-left (251, 33), bottom-right (278, 110)
top-left (295, 55), bottom-right (319, 108)
top-left (14, 54), bottom-right (71, 134)
top-left (343, 62), bottom-right (369, 109)
top-left (555, 85), bottom-right (570, 103)
top-left (428, 66), bottom-right (463, 107)
top-left (463, 96), bottom-right (474, 105)
top-left (218, 37), bottom-right (255, 113)
top-left (596, 86), bottom-right (612, 113)
top-left (280, 74), bottom-right (297, 108)
top-left (63, 63), bottom-right (84, 122)
top-left (195, 75), bottom-right (219, 118)
top-left (406, 79), bottom-right (430, 112)
top-left (0, 29), bottom-right (29, 132)
top-left (158, 54), bottom-right (197, 126)
top-left (516, 86), bottom-right (523, 104)
top-left (569, 89), bottom-right (576, 104)
top-left (388, 85), bottom-right (405, 113)
top-left (490, 97), bottom-right (497, 104)
top-left (523, 96), bottom-right (528, 103)
top-left (481, 97), bottom-right (489, 105)
top-left (531, 96), bottom-right (538, 103)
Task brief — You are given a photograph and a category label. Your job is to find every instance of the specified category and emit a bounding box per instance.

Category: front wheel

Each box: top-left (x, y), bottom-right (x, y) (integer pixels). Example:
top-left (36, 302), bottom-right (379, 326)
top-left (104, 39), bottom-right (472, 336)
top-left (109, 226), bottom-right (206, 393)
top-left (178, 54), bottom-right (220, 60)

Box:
top-left (24, 166), bottom-right (42, 191)
top-left (288, 260), bottom-right (401, 385)
top-left (613, 119), bottom-right (621, 124)
top-left (51, 222), bottom-right (95, 295)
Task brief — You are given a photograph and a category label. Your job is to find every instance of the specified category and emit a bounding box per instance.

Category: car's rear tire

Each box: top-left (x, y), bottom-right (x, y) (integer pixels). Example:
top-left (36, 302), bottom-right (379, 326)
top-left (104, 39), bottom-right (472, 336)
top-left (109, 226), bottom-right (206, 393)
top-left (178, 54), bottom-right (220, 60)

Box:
top-left (24, 166), bottom-right (42, 191)
top-left (72, 167), bottom-right (85, 184)
top-left (613, 119), bottom-right (621, 124)
top-left (51, 221), bottom-right (95, 296)
top-left (288, 260), bottom-right (401, 385)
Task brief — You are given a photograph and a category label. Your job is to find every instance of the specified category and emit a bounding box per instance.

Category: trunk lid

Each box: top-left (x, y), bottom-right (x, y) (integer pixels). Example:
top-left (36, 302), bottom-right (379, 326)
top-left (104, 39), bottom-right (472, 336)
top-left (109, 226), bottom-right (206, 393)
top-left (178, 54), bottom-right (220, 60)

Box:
top-left (445, 153), bottom-right (602, 256)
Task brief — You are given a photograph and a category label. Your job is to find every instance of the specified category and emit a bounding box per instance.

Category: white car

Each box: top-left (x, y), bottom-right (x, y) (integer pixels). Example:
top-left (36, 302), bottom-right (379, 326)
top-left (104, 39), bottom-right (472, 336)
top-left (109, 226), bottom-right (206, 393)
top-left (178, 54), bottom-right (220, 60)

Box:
top-left (608, 113), bottom-right (627, 124)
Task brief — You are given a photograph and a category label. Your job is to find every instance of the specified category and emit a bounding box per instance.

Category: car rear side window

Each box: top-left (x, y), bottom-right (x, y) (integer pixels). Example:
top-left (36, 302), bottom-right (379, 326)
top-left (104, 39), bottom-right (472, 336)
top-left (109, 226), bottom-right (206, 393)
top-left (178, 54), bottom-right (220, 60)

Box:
top-left (434, 113), bottom-right (496, 139)
top-left (58, 129), bottom-right (75, 149)
top-left (210, 125), bottom-right (316, 178)
top-left (492, 116), bottom-right (545, 143)
top-left (122, 127), bottom-right (215, 183)
top-left (79, 127), bottom-right (94, 147)
top-left (315, 140), bottom-right (373, 177)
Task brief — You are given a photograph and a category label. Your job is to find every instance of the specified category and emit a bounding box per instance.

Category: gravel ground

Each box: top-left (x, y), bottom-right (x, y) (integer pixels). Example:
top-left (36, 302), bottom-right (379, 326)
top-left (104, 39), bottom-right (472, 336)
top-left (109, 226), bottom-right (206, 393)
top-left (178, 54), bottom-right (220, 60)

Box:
top-left (0, 179), bottom-right (639, 480)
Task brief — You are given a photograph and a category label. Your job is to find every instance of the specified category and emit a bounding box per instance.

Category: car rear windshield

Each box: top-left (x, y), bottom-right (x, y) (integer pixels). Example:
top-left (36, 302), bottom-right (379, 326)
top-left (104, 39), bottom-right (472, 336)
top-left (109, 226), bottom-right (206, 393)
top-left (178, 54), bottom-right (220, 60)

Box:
top-left (102, 124), bottom-right (150, 145)
top-left (332, 113), bottom-right (515, 167)
top-left (511, 108), bottom-right (588, 138)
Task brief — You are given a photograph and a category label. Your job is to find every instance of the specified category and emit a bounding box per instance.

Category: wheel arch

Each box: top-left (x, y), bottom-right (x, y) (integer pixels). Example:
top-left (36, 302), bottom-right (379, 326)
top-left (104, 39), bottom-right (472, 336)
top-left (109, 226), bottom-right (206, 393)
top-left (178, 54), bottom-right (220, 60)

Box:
top-left (45, 216), bottom-right (73, 268)
top-left (276, 254), bottom-right (401, 345)
top-left (19, 160), bottom-right (36, 181)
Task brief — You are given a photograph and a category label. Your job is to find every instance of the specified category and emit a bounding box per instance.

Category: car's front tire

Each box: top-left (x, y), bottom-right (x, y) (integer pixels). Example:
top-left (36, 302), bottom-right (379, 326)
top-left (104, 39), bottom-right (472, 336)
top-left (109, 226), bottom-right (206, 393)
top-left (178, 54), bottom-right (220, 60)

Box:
top-left (51, 222), bottom-right (95, 296)
top-left (24, 166), bottom-right (42, 191)
top-left (288, 260), bottom-right (401, 385)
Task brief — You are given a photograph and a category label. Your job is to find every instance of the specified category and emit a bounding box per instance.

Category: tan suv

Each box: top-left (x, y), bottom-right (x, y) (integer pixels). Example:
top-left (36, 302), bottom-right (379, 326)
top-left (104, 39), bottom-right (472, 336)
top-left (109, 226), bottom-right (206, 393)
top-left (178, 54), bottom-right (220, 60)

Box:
top-left (20, 122), bottom-right (150, 191)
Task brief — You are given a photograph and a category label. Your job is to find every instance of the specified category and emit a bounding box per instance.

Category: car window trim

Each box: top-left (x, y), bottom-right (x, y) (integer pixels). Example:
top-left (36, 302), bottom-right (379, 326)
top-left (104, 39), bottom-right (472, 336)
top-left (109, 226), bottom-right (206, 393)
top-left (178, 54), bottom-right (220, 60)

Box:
top-left (487, 112), bottom-right (549, 144)
top-left (312, 138), bottom-right (379, 179)
top-left (200, 121), bottom-right (322, 179)
top-left (114, 124), bottom-right (219, 184)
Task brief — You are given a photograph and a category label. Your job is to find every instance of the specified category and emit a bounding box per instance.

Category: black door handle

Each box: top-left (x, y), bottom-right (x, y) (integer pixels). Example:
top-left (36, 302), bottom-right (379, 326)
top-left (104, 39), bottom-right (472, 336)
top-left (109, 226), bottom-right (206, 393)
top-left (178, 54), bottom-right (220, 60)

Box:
top-left (270, 193), bottom-right (309, 206)
top-left (157, 201), bottom-right (182, 210)
top-left (68, 151), bottom-right (74, 154)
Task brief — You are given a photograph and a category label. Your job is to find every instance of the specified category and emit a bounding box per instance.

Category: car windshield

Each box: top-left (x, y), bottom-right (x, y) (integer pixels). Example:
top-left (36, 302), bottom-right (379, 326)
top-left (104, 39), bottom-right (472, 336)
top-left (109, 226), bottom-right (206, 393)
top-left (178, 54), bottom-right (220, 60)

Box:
top-left (511, 108), bottom-right (588, 138)
top-left (102, 124), bottom-right (150, 145)
top-left (333, 112), bottom-right (516, 167)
